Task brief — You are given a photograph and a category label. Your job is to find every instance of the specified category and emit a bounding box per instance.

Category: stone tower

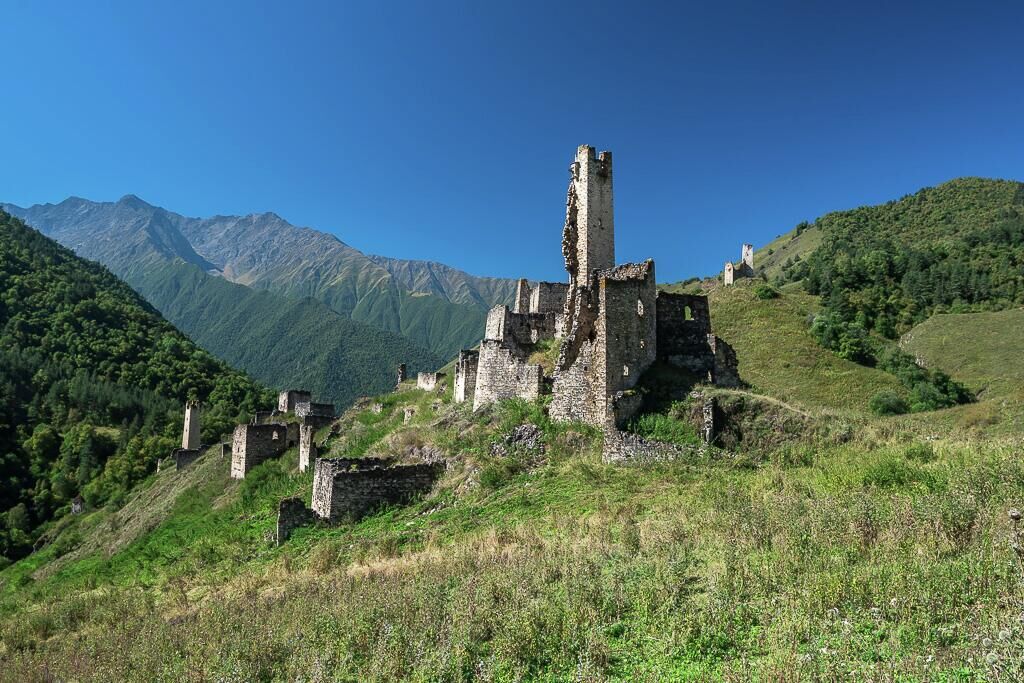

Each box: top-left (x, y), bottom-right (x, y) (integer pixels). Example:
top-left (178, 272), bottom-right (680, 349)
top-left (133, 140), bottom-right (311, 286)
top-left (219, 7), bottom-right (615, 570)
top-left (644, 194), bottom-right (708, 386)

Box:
top-left (741, 244), bottom-right (754, 270)
top-left (723, 261), bottom-right (734, 286)
top-left (563, 145), bottom-right (614, 284)
top-left (182, 400), bottom-right (201, 450)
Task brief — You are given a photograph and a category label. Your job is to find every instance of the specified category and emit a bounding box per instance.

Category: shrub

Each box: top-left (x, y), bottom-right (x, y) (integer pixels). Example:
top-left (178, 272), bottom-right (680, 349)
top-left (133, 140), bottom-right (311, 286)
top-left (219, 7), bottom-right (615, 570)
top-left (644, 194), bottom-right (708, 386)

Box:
top-left (869, 390), bottom-right (909, 416)
top-left (753, 283), bottom-right (779, 300)
top-left (627, 412), bottom-right (699, 446)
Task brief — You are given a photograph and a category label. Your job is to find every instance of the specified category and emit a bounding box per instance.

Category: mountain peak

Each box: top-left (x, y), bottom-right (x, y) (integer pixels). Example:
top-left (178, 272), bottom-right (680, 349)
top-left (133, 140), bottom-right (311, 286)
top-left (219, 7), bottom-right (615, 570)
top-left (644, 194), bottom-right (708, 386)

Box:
top-left (117, 194), bottom-right (153, 210)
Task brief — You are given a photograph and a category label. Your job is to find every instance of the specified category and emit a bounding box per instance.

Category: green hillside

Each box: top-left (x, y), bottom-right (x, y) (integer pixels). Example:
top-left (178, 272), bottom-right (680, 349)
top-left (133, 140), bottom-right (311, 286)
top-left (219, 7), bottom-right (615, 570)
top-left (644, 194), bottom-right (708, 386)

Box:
top-left (783, 177), bottom-right (1024, 336)
top-left (3, 376), bottom-right (1023, 679)
top-left (129, 260), bottom-right (444, 408)
top-left (706, 284), bottom-right (905, 415)
top-left (902, 308), bottom-right (1024, 402)
top-left (0, 210), bottom-right (271, 562)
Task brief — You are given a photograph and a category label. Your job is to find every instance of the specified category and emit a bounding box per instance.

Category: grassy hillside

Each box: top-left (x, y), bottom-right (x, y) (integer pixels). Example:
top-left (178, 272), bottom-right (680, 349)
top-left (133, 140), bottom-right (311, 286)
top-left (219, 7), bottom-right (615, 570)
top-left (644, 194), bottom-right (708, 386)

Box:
top-left (706, 283), bottom-right (905, 415)
top-left (3, 378), bottom-right (1023, 679)
top-left (0, 210), bottom-right (271, 562)
top-left (902, 308), bottom-right (1024, 401)
top-left (130, 260), bottom-right (444, 408)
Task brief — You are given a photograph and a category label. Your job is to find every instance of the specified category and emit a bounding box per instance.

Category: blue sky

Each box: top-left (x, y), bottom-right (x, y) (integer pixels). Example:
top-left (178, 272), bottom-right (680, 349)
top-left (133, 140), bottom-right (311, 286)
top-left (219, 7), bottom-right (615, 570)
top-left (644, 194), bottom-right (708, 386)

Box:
top-left (3, 1), bottom-right (1023, 282)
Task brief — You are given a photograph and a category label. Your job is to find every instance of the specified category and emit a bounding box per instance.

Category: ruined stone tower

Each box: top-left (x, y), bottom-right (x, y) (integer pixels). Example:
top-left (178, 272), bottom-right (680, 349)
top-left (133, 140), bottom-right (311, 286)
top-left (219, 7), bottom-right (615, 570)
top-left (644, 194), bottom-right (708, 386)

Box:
top-left (741, 243), bottom-right (754, 270)
top-left (513, 278), bottom-right (531, 314)
top-left (563, 145), bottom-right (614, 284)
top-left (182, 400), bottom-right (201, 450)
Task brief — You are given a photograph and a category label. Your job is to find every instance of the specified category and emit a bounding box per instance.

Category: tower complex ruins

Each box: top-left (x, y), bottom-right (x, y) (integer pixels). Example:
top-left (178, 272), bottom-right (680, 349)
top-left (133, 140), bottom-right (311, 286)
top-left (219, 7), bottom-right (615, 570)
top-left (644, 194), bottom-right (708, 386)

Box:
top-left (453, 145), bottom-right (740, 438)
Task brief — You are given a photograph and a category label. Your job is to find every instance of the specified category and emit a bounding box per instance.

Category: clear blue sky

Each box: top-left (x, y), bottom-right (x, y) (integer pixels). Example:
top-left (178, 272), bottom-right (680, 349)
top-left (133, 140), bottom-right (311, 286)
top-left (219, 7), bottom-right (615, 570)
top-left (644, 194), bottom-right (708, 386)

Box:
top-left (3, 1), bottom-right (1022, 281)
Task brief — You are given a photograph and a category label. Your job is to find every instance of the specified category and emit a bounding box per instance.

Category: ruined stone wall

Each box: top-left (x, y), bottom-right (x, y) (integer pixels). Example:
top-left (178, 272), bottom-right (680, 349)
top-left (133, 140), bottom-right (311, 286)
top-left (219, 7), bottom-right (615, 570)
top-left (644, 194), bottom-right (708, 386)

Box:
top-left (655, 291), bottom-right (716, 379)
top-left (597, 261), bottom-right (658, 411)
top-left (550, 262), bottom-right (656, 428)
top-left (396, 363), bottom-right (407, 388)
top-left (513, 278), bottom-right (531, 313)
top-left (454, 349), bottom-right (479, 404)
top-left (711, 336), bottom-right (742, 387)
top-left (723, 261), bottom-right (735, 286)
top-left (417, 372), bottom-right (445, 391)
top-left (602, 427), bottom-right (701, 464)
top-left (741, 244), bottom-right (754, 270)
top-left (484, 306), bottom-right (557, 347)
top-left (296, 402), bottom-right (335, 429)
top-left (278, 390), bottom-right (312, 413)
top-left (276, 497), bottom-right (313, 545)
top-left (182, 401), bottom-right (201, 450)
top-left (230, 423), bottom-right (289, 479)
top-left (299, 423), bottom-right (317, 472)
top-left (312, 461), bottom-right (442, 523)
top-left (529, 282), bottom-right (569, 314)
top-left (173, 447), bottom-right (202, 470)
top-left (473, 340), bottom-right (544, 410)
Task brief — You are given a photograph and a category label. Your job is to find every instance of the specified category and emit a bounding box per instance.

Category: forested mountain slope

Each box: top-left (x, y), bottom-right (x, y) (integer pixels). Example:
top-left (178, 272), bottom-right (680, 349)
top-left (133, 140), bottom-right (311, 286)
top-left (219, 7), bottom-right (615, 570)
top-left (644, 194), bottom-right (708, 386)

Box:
top-left (130, 260), bottom-right (443, 407)
top-left (0, 210), bottom-right (271, 562)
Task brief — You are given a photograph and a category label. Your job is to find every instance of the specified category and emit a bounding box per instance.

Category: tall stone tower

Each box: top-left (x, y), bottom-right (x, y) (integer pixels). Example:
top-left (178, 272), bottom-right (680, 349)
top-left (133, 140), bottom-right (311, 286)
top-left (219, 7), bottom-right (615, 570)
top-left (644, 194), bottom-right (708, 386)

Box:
top-left (563, 145), bottom-right (614, 284)
top-left (182, 400), bottom-right (201, 450)
top-left (741, 244), bottom-right (754, 270)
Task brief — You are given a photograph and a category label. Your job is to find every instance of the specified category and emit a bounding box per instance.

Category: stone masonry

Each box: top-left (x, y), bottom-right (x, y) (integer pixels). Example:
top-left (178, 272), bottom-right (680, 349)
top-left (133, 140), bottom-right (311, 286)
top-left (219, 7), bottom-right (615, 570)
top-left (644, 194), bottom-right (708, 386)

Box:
top-left (182, 400), bottom-right (201, 450)
top-left (230, 423), bottom-right (290, 479)
top-left (311, 457), bottom-right (441, 523)
top-left (454, 349), bottom-right (479, 404)
top-left (417, 372), bottom-right (445, 391)
top-left (298, 423), bottom-right (317, 472)
top-left (276, 497), bottom-right (314, 546)
top-left (278, 389), bottom-right (312, 413)
top-left (296, 401), bottom-right (335, 429)
top-left (723, 243), bottom-right (755, 285)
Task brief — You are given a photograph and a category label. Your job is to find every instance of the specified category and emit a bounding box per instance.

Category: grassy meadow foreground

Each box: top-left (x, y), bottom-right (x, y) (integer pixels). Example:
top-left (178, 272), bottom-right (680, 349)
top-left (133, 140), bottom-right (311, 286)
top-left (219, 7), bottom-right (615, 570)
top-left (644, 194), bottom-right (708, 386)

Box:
top-left (2, 285), bottom-right (1024, 681)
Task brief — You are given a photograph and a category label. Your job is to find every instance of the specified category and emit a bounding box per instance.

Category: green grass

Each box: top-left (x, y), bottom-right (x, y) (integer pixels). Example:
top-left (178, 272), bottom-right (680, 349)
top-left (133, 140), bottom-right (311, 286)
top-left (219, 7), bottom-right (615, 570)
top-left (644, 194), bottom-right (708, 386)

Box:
top-left (902, 308), bottom-right (1024, 402)
top-left (708, 284), bottom-right (904, 415)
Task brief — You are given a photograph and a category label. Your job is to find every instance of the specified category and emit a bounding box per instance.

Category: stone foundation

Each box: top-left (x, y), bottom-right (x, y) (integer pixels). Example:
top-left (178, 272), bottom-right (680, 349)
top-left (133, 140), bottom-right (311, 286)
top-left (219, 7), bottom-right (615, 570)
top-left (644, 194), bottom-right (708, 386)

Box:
top-left (602, 428), bottom-right (701, 464)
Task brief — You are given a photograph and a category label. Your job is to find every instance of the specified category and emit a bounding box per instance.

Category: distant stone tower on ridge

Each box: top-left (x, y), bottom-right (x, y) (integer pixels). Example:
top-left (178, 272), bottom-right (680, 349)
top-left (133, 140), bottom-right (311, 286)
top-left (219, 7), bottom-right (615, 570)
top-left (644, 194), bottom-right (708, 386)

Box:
top-left (723, 243), bottom-right (755, 286)
top-left (182, 400), bottom-right (201, 450)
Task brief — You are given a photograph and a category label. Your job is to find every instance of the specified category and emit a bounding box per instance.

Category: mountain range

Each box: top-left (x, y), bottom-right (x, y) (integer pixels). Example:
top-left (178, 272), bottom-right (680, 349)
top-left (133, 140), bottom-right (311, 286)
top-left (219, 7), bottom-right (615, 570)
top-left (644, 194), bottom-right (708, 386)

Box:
top-left (3, 196), bottom-right (519, 406)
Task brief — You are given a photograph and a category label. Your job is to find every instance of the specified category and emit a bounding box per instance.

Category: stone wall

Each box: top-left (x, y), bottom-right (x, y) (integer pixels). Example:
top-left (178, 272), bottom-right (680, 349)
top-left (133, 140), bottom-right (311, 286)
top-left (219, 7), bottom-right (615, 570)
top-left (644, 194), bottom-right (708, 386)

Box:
top-left (513, 278), bottom-right (531, 313)
top-left (299, 423), bottom-right (317, 472)
top-left (550, 261), bottom-right (657, 428)
top-left (602, 427), bottom-right (701, 464)
top-left (655, 291), bottom-right (715, 379)
top-left (473, 340), bottom-right (544, 410)
top-left (311, 458), bottom-right (438, 523)
top-left (182, 401), bottom-right (201, 450)
top-left (278, 389), bottom-right (312, 413)
top-left (276, 497), bottom-right (313, 546)
top-left (396, 363), bottom-right (407, 388)
top-left (173, 447), bottom-right (202, 470)
top-left (454, 349), bottom-right (479, 404)
top-left (230, 423), bottom-right (289, 479)
top-left (529, 282), bottom-right (570, 314)
top-left (484, 306), bottom-right (557, 347)
top-left (417, 372), bottom-right (445, 391)
top-left (711, 336), bottom-right (742, 387)
top-left (296, 401), bottom-right (335, 429)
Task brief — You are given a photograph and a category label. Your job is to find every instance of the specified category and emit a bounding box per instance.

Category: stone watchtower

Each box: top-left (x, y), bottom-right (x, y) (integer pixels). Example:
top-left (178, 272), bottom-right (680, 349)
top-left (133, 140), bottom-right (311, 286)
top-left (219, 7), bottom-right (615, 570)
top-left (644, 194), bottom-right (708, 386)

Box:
top-left (563, 145), bottom-right (614, 285)
top-left (182, 400), bottom-right (201, 450)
